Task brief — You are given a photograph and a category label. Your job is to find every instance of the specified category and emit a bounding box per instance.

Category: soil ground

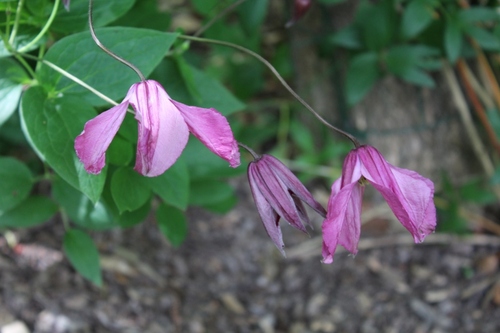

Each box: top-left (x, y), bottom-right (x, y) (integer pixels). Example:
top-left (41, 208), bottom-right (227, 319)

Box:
top-left (1, 177), bottom-right (500, 333)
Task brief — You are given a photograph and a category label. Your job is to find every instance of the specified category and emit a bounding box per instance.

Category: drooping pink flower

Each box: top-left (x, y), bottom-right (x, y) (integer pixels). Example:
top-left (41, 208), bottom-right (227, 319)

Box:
top-left (248, 154), bottom-right (326, 256)
top-left (322, 145), bottom-right (436, 263)
top-left (75, 80), bottom-right (240, 177)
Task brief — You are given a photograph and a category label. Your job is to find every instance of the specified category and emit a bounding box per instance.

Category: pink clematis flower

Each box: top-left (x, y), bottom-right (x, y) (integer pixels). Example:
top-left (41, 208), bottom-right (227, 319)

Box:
top-left (75, 80), bottom-right (240, 177)
top-left (248, 154), bottom-right (326, 256)
top-left (322, 145), bottom-right (436, 264)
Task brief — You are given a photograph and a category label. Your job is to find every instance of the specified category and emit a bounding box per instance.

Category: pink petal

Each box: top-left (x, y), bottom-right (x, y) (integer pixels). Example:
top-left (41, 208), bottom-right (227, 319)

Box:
top-left (172, 100), bottom-right (240, 168)
top-left (74, 102), bottom-right (128, 174)
top-left (253, 159), bottom-right (307, 233)
top-left (358, 146), bottom-right (436, 242)
top-left (248, 164), bottom-right (285, 256)
top-left (128, 81), bottom-right (189, 177)
top-left (262, 155), bottom-right (326, 217)
top-left (322, 182), bottom-right (363, 263)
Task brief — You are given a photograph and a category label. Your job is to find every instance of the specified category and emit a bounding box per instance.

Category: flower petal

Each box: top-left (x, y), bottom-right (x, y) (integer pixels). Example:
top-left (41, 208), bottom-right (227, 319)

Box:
top-left (74, 102), bottom-right (128, 174)
top-left (172, 100), bottom-right (240, 168)
top-left (322, 182), bottom-right (363, 263)
top-left (358, 146), bottom-right (436, 242)
top-left (248, 163), bottom-right (285, 256)
top-left (128, 81), bottom-right (189, 177)
top-left (253, 158), bottom-right (307, 233)
top-left (262, 155), bottom-right (326, 217)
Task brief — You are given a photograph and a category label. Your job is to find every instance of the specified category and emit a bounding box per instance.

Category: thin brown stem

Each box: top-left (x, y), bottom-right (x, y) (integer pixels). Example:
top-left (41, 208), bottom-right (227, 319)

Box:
top-left (88, 0), bottom-right (145, 81)
top-left (238, 142), bottom-right (260, 160)
top-left (179, 35), bottom-right (361, 148)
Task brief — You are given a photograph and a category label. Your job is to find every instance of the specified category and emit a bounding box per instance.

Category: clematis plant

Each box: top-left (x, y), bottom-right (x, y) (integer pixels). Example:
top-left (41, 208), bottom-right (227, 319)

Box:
top-left (321, 145), bottom-right (436, 263)
top-left (75, 79), bottom-right (240, 177)
top-left (245, 150), bottom-right (326, 256)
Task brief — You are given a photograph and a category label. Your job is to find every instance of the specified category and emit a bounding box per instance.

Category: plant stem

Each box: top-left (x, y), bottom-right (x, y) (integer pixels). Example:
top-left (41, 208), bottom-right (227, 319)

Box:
top-left (88, 0), bottom-right (145, 81)
top-left (21, 53), bottom-right (118, 106)
top-left (8, 0), bottom-right (24, 45)
top-left (238, 142), bottom-right (260, 160)
top-left (14, 53), bottom-right (36, 78)
top-left (18, 0), bottom-right (59, 53)
top-left (180, 35), bottom-right (361, 148)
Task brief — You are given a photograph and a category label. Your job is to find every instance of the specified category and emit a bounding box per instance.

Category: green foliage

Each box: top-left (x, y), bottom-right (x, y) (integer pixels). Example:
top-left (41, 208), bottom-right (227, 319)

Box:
top-left (0, 196), bottom-right (58, 228)
top-left (156, 204), bottom-right (188, 247)
top-left (0, 58), bottom-right (28, 126)
top-left (63, 229), bottom-right (102, 286)
top-left (0, 157), bottom-right (33, 213)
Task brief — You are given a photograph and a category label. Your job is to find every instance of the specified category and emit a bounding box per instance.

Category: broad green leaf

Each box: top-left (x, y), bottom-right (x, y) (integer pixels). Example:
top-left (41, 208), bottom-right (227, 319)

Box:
top-left (107, 136), bottom-right (133, 167)
top-left (63, 229), bottom-right (102, 286)
top-left (153, 58), bottom-right (245, 116)
top-left (183, 138), bottom-right (245, 180)
top-left (0, 157), bottom-right (33, 213)
top-left (467, 26), bottom-right (500, 51)
top-left (401, 0), bottom-right (434, 39)
top-left (191, 0), bottom-right (220, 15)
top-left (237, 0), bottom-right (268, 35)
top-left (189, 179), bottom-right (235, 208)
top-left (444, 15), bottom-right (463, 63)
top-left (156, 204), bottom-right (187, 247)
top-left (51, 0), bottom-right (135, 33)
top-left (111, 167), bottom-right (151, 213)
top-left (52, 176), bottom-right (117, 230)
top-left (111, 0), bottom-right (171, 31)
top-left (0, 196), bottom-right (57, 228)
top-left (0, 58), bottom-right (28, 126)
top-left (202, 195), bottom-right (238, 214)
top-left (38, 28), bottom-right (178, 106)
top-left (386, 45), bottom-right (436, 87)
top-left (356, 0), bottom-right (397, 51)
top-left (330, 26), bottom-right (362, 49)
top-left (459, 179), bottom-right (496, 204)
top-left (20, 86), bottom-right (106, 202)
top-left (147, 158), bottom-right (189, 210)
top-left (346, 52), bottom-right (380, 106)
top-left (458, 7), bottom-right (500, 24)
top-left (175, 56), bottom-right (202, 103)
top-left (116, 199), bottom-right (150, 228)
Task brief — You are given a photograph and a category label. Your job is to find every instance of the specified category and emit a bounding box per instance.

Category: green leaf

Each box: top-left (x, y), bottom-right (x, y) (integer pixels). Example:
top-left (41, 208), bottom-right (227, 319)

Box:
top-left (183, 138), bottom-right (245, 180)
top-left (156, 204), bottom-right (187, 247)
top-left (107, 136), bottom-right (133, 167)
top-left (20, 86), bottom-right (106, 203)
top-left (116, 199), bottom-right (150, 228)
top-left (63, 229), bottom-right (102, 286)
top-left (385, 45), bottom-right (437, 87)
top-left (111, 0), bottom-right (171, 31)
top-left (458, 7), bottom-right (500, 24)
top-left (330, 26), bottom-right (362, 49)
top-left (444, 15), bottom-right (463, 63)
top-left (191, 0), bottom-right (219, 15)
top-left (0, 157), bottom-right (33, 213)
top-left (356, 0), bottom-right (397, 51)
top-left (111, 167), bottom-right (151, 213)
top-left (155, 58), bottom-right (245, 116)
top-left (38, 28), bottom-right (178, 106)
top-left (346, 52), bottom-right (380, 106)
top-left (237, 0), bottom-right (268, 35)
top-left (0, 196), bottom-right (58, 228)
top-left (0, 58), bottom-right (28, 126)
top-left (401, 0), bottom-right (435, 39)
top-left (147, 158), bottom-right (189, 210)
top-left (189, 179), bottom-right (235, 209)
top-left (467, 26), bottom-right (500, 51)
top-left (51, 0), bottom-right (135, 33)
top-left (52, 176), bottom-right (117, 230)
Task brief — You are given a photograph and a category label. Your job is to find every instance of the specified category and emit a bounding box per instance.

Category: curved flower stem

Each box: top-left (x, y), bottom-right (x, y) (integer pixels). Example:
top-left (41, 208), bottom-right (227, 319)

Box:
top-left (88, 0), bottom-right (145, 82)
top-left (21, 53), bottom-right (118, 106)
top-left (179, 35), bottom-right (361, 148)
top-left (8, 0), bottom-right (25, 45)
top-left (238, 142), bottom-right (260, 160)
top-left (17, 0), bottom-right (59, 53)
top-left (14, 53), bottom-right (36, 78)
top-left (194, 0), bottom-right (249, 37)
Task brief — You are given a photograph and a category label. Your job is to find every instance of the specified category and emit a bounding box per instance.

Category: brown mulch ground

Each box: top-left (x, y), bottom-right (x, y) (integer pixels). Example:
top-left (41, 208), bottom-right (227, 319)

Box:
top-left (1, 177), bottom-right (500, 333)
